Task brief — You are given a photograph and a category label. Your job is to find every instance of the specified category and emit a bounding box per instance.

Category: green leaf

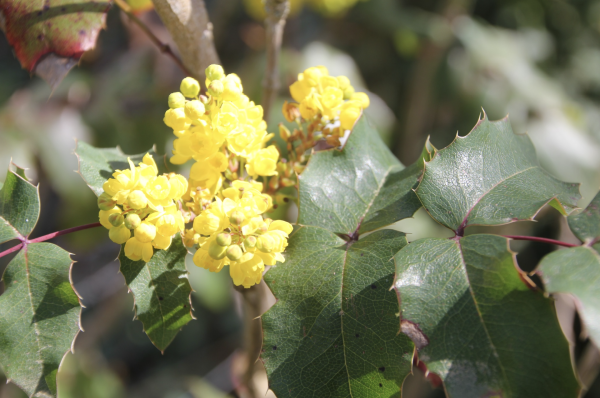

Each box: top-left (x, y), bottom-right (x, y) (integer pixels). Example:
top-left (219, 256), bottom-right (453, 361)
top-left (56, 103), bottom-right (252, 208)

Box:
top-left (118, 235), bottom-right (193, 352)
top-left (298, 115), bottom-right (422, 236)
top-left (0, 242), bottom-right (81, 397)
top-left (0, 167), bottom-right (40, 244)
top-left (74, 141), bottom-right (167, 197)
top-left (539, 246), bottom-right (600, 347)
top-left (568, 190), bottom-right (600, 243)
top-left (1, 0), bottom-right (110, 89)
top-left (261, 227), bottom-right (414, 397)
top-left (394, 234), bottom-right (580, 398)
top-left (415, 114), bottom-right (581, 233)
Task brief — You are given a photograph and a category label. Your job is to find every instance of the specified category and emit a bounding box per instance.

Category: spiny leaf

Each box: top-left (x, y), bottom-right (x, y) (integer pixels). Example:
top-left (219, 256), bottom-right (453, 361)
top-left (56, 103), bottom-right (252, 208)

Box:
top-left (0, 166), bottom-right (39, 243)
top-left (394, 234), bottom-right (579, 398)
top-left (539, 246), bottom-right (600, 347)
top-left (262, 227), bottom-right (413, 397)
top-left (74, 141), bottom-right (167, 197)
top-left (0, 0), bottom-right (110, 89)
top-left (568, 190), bottom-right (600, 243)
top-left (415, 114), bottom-right (580, 233)
top-left (298, 115), bottom-right (422, 236)
top-left (118, 235), bottom-right (193, 352)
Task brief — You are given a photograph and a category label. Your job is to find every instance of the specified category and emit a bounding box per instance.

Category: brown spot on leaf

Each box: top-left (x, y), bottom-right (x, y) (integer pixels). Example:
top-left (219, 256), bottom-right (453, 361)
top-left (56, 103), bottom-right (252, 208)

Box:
top-left (401, 319), bottom-right (429, 350)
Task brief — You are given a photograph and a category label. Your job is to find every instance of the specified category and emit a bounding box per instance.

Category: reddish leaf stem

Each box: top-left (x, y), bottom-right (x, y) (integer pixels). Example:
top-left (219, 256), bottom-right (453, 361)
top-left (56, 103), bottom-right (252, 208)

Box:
top-left (0, 222), bottom-right (102, 260)
top-left (113, 0), bottom-right (192, 77)
top-left (503, 235), bottom-right (578, 248)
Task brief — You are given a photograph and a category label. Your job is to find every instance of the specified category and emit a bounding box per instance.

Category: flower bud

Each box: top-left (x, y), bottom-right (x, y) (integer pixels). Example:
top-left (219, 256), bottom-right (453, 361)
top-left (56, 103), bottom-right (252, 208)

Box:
top-left (98, 192), bottom-right (116, 211)
top-left (244, 236), bottom-right (257, 248)
top-left (124, 213), bottom-right (141, 229)
top-left (282, 101), bottom-right (301, 122)
top-left (208, 241), bottom-right (227, 260)
top-left (180, 77), bottom-right (200, 97)
top-left (208, 80), bottom-right (224, 97)
top-left (229, 211), bottom-right (245, 226)
top-left (168, 92), bottom-right (186, 109)
top-left (184, 100), bottom-right (205, 121)
top-left (205, 64), bottom-right (225, 81)
top-left (226, 245), bottom-right (243, 261)
top-left (127, 190), bottom-right (148, 210)
top-left (109, 224), bottom-right (130, 244)
top-left (257, 234), bottom-right (275, 253)
top-left (108, 213), bottom-right (124, 227)
top-left (216, 233), bottom-right (232, 247)
top-left (279, 124), bottom-right (291, 141)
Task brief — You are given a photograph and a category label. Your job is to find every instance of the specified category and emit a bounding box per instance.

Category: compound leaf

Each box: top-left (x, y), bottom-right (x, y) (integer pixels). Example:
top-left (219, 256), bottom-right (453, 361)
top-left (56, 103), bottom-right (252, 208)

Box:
top-left (262, 227), bottom-right (413, 397)
top-left (75, 141), bottom-right (167, 197)
top-left (118, 235), bottom-right (193, 352)
top-left (415, 114), bottom-right (580, 233)
top-left (298, 115), bottom-right (422, 236)
top-left (0, 0), bottom-right (110, 89)
top-left (394, 234), bottom-right (579, 398)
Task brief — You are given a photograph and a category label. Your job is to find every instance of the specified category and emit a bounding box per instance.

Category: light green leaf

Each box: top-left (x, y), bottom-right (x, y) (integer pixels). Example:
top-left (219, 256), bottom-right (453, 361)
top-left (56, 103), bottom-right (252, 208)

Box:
top-left (298, 115), bottom-right (422, 236)
top-left (415, 114), bottom-right (581, 233)
top-left (394, 234), bottom-right (579, 398)
top-left (0, 167), bottom-right (40, 244)
top-left (261, 227), bottom-right (413, 397)
top-left (118, 235), bottom-right (193, 352)
top-left (74, 141), bottom-right (167, 197)
top-left (568, 190), bottom-right (600, 243)
top-left (0, 243), bottom-right (81, 397)
top-left (539, 246), bottom-right (600, 347)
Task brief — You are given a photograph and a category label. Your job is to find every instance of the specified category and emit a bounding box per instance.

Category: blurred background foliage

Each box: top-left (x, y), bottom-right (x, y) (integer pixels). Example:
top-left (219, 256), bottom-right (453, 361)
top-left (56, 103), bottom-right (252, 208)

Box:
top-left (1, 0), bottom-right (600, 397)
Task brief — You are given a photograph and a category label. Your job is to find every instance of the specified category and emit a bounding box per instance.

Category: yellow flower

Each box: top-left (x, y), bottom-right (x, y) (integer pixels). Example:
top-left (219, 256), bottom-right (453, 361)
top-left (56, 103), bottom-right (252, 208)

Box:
top-left (180, 77), bottom-right (200, 98)
top-left (299, 92), bottom-right (322, 120)
top-left (164, 108), bottom-right (190, 131)
top-left (135, 222), bottom-right (157, 243)
top-left (340, 105), bottom-right (361, 130)
top-left (229, 252), bottom-right (264, 288)
top-left (351, 92), bottom-right (370, 108)
top-left (109, 224), bottom-right (131, 244)
top-left (99, 207), bottom-right (122, 229)
top-left (125, 237), bottom-right (154, 262)
top-left (246, 145), bottom-right (279, 178)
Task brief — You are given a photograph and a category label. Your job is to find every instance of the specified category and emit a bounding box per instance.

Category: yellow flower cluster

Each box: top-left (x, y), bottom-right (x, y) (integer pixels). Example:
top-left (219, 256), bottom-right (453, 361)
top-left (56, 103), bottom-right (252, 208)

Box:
top-left (288, 66), bottom-right (370, 131)
top-left (98, 154), bottom-right (188, 262)
top-left (161, 64), bottom-right (292, 288)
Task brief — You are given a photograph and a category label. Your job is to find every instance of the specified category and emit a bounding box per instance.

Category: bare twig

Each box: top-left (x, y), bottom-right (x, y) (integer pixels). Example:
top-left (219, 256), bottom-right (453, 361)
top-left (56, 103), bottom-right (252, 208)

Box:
top-left (114, 0), bottom-right (192, 76)
top-left (151, 0), bottom-right (220, 82)
top-left (262, 0), bottom-right (290, 122)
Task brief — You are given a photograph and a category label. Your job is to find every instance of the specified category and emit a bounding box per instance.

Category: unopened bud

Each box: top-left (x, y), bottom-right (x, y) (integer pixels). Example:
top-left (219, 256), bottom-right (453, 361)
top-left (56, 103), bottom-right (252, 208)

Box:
top-left (281, 177), bottom-right (295, 187)
top-left (108, 213), bottom-right (124, 227)
top-left (205, 64), bottom-right (225, 81)
top-left (180, 77), bottom-right (200, 98)
top-left (216, 233), bottom-right (232, 247)
top-left (208, 80), bottom-right (224, 97)
top-left (184, 100), bottom-right (205, 121)
top-left (208, 241), bottom-right (227, 260)
top-left (279, 124), bottom-right (291, 141)
top-left (127, 190), bottom-right (148, 209)
top-left (226, 245), bottom-right (243, 261)
top-left (244, 236), bottom-right (257, 248)
top-left (229, 211), bottom-right (245, 226)
top-left (124, 213), bottom-right (141, 229)
top-left (98, 192), bottom-right (116, 211)
top-left (168, 92), bottom-right (186, 109)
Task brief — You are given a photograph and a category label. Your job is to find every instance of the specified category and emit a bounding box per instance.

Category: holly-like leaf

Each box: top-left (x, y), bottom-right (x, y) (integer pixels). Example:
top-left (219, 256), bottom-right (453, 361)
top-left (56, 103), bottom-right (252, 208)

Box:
top-left (0, 166), bottom-right (39, 244)
top-left (415, 114), bottom-right (580, 234)
top-left (298, 115), bottom-right (422, 236)
top-left (74, 141), bottom-right (167, 197)
top-left (539, 246), bottom-right (600, 347)
top-left (118, 235), bottom-right (193, 352)
top-left (568, 190), bottom-right (600, 243)
top-left (261, 227), bottom-right (413, 397)
top-left (0, 168), bottom-right (81, 397)
top-left (0, 0), bottom-right (111, 89)
top-left (394, 234), bottom-right (580, 398)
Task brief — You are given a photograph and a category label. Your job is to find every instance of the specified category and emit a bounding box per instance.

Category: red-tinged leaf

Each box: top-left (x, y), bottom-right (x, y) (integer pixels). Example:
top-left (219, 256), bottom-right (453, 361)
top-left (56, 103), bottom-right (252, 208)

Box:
top-left (0, 0), bottom-right (111, 87)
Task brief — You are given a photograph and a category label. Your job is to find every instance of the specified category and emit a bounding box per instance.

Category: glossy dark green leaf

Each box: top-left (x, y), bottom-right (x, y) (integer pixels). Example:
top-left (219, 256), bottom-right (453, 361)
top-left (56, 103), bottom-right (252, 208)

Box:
top-left (298, 115), bottom-right (422, 236)
top-left (539, 246), bottom-right (600, 347)
top-left (118, 235), bottom-right (193, 352)
top-left (0, 243), bottom-right (81, 397)
top-left (75, 141), bottom-right (167, 197)
top-left (394, 234), bottom-right (579, 398)
top-left (262, 227), bottom-right (413, 398)
top-left (0, 167), bottom-right (40, 244)
top-left (415, 114), bottom-right (580, 233)
top-left (568, 190), bottom-right (600, 243)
